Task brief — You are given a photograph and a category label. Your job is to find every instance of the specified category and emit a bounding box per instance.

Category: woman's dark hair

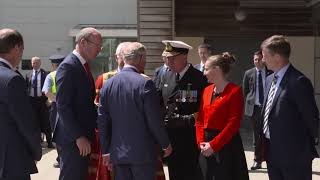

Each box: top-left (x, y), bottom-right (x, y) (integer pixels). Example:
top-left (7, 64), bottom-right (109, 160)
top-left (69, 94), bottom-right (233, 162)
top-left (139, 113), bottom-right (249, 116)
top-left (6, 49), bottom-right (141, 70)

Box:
top-left (207, 52), bottom-right (236, 75)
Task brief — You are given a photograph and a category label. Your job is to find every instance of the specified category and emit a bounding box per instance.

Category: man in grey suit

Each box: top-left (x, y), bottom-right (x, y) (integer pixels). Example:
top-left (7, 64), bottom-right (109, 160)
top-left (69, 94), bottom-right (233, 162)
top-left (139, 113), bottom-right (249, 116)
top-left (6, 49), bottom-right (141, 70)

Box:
top-left (0, 28), bottom-right (42, 180)
top-left (260, 35), bottom-right (319, 180)
top-left (97, 42), bottom-right (172, 180)
top-left (242, 50), bottom-right (272, 170)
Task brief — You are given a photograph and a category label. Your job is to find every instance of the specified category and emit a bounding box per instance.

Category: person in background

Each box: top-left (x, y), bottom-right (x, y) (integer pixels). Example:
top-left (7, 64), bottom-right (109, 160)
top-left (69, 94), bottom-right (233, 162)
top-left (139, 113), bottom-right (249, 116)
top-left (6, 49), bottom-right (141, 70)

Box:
top-left (94, 42), bottom-right (128, 105)
top-left (26, 56), bottom-right (53, 148)
top-left (242, 50), bottom-right (272, 170)
top-left (89, 42), bottom-right (129, 180)
top-left (153, 54), bottom-right (169, 91)
top-left (196, 52), bottom-right (249, 180)
top-left (195, 43), bottom-right (212, 72)
top-left (260, 35), bottom-right (319, 180)
top-left (42, 54), bottom-right (65, 168)
top-left (0, 28), bottom-right (42, 180)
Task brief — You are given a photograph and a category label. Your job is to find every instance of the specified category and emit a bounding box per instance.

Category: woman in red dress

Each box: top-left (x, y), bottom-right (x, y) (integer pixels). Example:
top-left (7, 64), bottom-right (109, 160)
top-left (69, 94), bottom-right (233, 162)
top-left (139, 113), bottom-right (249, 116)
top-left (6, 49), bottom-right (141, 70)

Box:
top-left (196, 52), bottom-right (249, 180)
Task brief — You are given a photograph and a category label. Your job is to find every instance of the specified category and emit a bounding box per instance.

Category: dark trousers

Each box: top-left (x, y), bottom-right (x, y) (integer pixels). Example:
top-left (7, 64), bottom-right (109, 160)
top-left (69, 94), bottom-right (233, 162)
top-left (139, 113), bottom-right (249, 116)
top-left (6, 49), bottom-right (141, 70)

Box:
top-left (58, 143), bottom-right (89, 180)
top-left (50, 102), bottom-right (60, 163)
top-left (265, 139), bottom-right (312, 180)
top-left (30, 96), bottom-right (52, 145)
top-left (166, 127), bottom-right (201, 180)
top-left (250, 105), bottom-right (263, 163)
top-left (114, 163), bottom-right (156, 180)
top-left (0, 175), bottom-right (30, 180)
top-left (49, 102), bottom-right (57, 130)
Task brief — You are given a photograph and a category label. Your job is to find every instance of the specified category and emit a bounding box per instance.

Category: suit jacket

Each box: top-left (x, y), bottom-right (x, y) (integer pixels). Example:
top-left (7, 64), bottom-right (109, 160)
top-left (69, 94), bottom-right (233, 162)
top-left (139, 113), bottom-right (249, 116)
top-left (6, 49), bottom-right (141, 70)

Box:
top-left (97, 67), bottom-right (170, 165)
top-left (25, 68), bottom-right (48, 97)
top-left (260, 64), bottom-right (319, 167)
top-left (153, 65), bottom-right (167, 90)
top-left (53, 53), bottom-right (97, 144)
top-left (242, 67), bottom-right (272, 117)
top-left (194, 63), bottom-right (201, 71)
top-left (0, 61), bottom-right (42, 178)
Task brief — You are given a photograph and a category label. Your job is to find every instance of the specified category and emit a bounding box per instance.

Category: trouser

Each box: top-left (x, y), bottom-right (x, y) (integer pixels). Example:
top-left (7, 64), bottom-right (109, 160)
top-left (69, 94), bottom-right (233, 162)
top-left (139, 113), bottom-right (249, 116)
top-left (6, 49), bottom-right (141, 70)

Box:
top-left (265, 139), bottom-right (312, 180)
top-left (30, 96), bottom-right (52, 145)
top-left (58, 143), bottom-right (89, 180)
top-left (250, 105), bottom-right (262, 163)
top-left (114, 163), bottom-right (156, 180)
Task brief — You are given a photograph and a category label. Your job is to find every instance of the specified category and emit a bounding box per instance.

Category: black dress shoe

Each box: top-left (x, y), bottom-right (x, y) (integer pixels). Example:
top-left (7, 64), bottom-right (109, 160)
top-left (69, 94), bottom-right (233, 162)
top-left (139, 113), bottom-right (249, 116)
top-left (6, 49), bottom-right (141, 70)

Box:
top-left (251, 161), bottom-right (262, 170)
top-left (53, 162), bottom-right (60, 168)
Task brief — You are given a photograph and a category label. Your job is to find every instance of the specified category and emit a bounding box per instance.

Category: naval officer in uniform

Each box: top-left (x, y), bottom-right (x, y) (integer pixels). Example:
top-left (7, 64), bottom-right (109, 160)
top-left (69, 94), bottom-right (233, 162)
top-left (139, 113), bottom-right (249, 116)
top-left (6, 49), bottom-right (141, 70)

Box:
top-left (159, 40), bottom-right (208, 180)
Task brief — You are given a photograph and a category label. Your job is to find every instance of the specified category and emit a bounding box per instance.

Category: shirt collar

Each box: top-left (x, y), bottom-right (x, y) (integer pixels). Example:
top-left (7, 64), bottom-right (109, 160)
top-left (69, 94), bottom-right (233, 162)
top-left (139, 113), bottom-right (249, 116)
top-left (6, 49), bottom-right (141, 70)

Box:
top-left (274, 63), bottom-right (290, 80)
top-left (73, 50), bottom-right (86, 65)
top-left (0, 57), bottom-right (14, 69)
top-left (200, 61), bottom-right (205, 68)
top-left (178, 63), bottom-right (190, 79)
top-left (124, 64), bottom-right (139, 72)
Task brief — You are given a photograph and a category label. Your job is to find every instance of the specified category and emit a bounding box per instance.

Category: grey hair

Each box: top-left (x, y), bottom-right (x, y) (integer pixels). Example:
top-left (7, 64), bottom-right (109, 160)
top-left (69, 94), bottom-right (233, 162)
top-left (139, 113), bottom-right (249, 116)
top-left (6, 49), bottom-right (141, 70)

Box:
top-left (115, 42), bottom-right (131, 60)
top-left (123, 42), bottom-right (146, 63)
top-left (75, 27), bottom-right (100, 44)
top-left (31, 56), bottom-right (41, 62)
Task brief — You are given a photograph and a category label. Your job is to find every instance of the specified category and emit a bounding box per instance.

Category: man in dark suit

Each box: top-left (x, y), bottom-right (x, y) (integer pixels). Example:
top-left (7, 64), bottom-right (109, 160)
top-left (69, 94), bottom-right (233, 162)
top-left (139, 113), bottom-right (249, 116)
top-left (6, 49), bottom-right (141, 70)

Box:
top-left (194, 43), bottom-right (212, 72)
top-left (0, 28), bottom-right (42, 180)
top-left (242, 50), bottom-right (272, 170)
top-left (25, 56), bottom-right (52, 148)
top-left (53, 27), bottom-right (102, 180)
top-left (97, 42), bottom-right (172, 180)
top-left (260, 35), bottom-right (319, 180)
top-left (160, 40), bottom-right (208, 180)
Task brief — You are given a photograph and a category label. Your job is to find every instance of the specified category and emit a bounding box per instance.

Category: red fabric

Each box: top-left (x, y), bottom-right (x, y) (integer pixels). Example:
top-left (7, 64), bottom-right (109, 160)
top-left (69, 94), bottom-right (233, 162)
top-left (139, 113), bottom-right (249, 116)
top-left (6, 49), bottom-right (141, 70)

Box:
top-left (195, 83), bottom-right (244, 152)
top-left (87, 131), bottom-right (165, 180)
top-left (87, 130), bottom-right (111, 180)
top-left (84, 62), bottom-right (94, 84)
top-left (95, 74), bottom-right (104, 104)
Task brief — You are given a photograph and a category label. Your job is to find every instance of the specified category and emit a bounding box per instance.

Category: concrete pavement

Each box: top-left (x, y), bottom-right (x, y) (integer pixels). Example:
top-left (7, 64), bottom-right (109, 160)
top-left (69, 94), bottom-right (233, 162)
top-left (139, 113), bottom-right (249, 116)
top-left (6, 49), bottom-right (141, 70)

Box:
top-left (31, 132), bottom-right (320, 180)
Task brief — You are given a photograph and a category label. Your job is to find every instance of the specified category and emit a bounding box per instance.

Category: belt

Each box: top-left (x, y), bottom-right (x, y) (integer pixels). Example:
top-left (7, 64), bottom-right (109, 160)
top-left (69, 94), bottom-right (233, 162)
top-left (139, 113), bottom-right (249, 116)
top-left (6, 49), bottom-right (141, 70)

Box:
top-left (165, 115), bottom-right (195, 128)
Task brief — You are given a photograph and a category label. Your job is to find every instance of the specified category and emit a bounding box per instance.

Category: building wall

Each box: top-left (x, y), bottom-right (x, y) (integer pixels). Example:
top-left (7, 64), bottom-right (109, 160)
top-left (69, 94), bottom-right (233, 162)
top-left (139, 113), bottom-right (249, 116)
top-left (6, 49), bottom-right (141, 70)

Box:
top-left (288, 36), bottom-right (315, 84)
top-left (0, 0), bottom-right (137, 75)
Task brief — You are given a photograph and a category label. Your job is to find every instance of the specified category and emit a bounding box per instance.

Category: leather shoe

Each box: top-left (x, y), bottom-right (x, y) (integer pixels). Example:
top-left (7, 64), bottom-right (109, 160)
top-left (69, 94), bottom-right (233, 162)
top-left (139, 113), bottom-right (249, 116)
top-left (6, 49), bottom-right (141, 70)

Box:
top-left (251, 161), bottom-right (262, 170)
top-left (53, 162), bottom-right (60, 168)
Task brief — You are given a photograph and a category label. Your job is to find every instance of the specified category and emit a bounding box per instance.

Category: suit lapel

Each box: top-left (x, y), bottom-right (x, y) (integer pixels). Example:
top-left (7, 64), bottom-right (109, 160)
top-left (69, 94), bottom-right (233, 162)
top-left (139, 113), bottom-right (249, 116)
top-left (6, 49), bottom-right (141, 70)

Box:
top-left (72, 54), bottom-right (95, 93)
top-left (0, 61), bottom-right (11, 69)
top-left (252, 68), bottom-right (257, 92)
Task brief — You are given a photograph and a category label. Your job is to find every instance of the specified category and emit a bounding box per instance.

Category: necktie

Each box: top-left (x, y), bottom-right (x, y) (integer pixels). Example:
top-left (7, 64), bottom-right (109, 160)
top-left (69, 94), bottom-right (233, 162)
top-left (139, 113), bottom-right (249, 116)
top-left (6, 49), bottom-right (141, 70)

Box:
top-left (263, 75), bottom-right (278, 138)
top-left (32, 70), bottom-right (39, 97)
top-left (258, 70), bottom-right (264, 105)
top-left (175, 73), bottom-right (180, 82)
top-left (84, 63), bottom-right (94, 84)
